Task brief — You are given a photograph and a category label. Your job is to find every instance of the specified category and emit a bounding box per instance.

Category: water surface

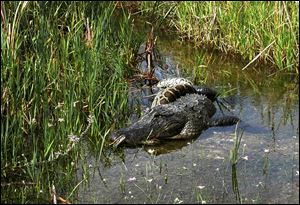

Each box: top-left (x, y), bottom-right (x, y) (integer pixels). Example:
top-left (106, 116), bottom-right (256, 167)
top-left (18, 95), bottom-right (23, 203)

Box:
top-left (77, 38), bottom-right (299, 204)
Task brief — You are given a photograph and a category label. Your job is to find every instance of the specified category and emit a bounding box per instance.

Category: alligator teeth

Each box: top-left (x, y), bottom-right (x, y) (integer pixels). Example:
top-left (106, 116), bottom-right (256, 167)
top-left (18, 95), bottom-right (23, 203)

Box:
top-left (110, 135), bottom-right (126, 147)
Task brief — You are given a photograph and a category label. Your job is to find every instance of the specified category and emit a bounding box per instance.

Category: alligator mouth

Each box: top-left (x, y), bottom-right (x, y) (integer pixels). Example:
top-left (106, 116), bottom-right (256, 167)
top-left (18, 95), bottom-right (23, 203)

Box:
top-left (110, 135), bottom-right (126, 147)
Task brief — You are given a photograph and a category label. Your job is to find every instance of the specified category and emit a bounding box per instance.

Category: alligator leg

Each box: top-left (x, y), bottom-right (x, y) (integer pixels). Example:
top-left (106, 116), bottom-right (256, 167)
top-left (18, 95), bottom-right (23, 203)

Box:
top-left (168, 120), bottom-right (207, 139)
top-left (209, 116), bottom-right (240, 127)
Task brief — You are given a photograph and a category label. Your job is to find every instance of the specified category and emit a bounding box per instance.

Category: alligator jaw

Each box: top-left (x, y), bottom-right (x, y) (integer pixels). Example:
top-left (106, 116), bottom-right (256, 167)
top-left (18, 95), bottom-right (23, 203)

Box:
top-left (110, 135), bottom-right (126, 147)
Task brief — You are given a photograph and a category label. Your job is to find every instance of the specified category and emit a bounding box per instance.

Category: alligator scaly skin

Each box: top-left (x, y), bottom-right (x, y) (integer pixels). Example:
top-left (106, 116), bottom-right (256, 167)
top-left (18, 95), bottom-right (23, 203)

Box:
top-left (111, 94), bottom-right (216, 146)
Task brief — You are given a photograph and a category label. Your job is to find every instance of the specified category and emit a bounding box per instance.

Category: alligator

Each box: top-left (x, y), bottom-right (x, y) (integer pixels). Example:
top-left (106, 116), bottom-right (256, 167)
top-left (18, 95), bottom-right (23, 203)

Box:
top-left (110, 82), bottom-right (239, 147)
top-left (111, 34), bottom-right (239, 147)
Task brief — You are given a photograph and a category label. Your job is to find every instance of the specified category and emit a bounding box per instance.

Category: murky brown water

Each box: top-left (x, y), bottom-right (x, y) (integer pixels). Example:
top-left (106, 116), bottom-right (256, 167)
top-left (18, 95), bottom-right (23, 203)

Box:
top-left (76, 37), bottom-right (299, 204)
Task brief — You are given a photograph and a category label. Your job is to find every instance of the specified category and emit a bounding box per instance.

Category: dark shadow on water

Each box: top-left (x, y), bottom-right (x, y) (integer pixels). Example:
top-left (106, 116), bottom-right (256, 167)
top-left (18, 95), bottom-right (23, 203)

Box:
top-left (110, 138), bottom-right (195, 157)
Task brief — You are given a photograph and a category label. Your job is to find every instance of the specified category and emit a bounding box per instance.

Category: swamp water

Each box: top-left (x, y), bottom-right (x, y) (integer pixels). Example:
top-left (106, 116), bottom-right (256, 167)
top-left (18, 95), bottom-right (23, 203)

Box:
top-left (76, 38), bottom-right (299, 204)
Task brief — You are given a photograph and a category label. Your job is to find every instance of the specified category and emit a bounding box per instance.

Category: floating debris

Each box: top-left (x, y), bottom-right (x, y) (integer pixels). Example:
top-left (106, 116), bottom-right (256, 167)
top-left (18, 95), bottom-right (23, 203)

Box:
top-left (147, 149), bottom-right (155, 154)
top-left (174, 197), bottom-right (183, 204)
top-left (128, 177), bottom-right (136, 182)
top-left (241, 156), bottom-right (249, 161)
top-left (197, 185), bottom-right (205, 189)
top-left (146, 178), bottom-right (153, 183)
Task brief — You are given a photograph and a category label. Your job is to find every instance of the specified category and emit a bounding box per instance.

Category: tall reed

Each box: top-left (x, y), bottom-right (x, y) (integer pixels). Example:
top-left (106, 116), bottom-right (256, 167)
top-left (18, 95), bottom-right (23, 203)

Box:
top-left (1, 1), bottom-right (138, 203)
top-left (138, 1), bottom-right (299, 73)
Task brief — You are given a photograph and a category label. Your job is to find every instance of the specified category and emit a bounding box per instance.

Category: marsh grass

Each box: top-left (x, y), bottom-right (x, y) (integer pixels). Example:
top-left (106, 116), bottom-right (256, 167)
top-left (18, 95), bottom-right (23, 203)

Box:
top-left (2, 1), bottom-right (298, 204)
top-left (230, 122), bottom-right (243, 166)
top-left (229, 123), bottom-right (244, 203)
top-left (138, 1), bottom-right (299, 73)
top-left (1, 1), bottom-right (140, 203)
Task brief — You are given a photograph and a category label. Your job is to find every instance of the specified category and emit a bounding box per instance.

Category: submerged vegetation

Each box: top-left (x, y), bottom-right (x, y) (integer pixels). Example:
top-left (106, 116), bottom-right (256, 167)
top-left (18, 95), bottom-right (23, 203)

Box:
top-left (1, 1), bottom-right (299, 204)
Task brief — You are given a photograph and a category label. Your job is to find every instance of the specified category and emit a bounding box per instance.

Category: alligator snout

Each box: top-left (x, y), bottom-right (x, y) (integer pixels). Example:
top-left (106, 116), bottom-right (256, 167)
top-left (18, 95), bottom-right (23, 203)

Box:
top-left (110, 131), bottom-right (118, 142)
top-left (110, 131), bottom-right (127, 147)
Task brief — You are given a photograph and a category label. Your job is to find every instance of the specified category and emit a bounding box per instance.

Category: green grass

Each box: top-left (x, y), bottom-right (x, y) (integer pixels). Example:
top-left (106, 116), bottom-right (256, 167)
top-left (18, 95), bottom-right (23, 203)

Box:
top-left (138, 1), bottom-right (299, 73)
top-left (229, 123), bottom-right (244, 204)
top-left (1, 1), bottom-right (140, 203)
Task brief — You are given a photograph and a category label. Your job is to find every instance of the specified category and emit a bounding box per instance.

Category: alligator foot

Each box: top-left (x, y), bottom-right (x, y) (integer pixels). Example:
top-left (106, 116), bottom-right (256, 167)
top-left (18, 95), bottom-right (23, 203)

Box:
top-left (209, 116), bottom-right (240, 127)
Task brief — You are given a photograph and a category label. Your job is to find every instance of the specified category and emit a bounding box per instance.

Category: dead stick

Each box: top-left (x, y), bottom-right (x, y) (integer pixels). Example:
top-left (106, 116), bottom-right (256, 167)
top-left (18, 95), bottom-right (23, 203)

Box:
top-left (242, 40), bottom-right (275, 70)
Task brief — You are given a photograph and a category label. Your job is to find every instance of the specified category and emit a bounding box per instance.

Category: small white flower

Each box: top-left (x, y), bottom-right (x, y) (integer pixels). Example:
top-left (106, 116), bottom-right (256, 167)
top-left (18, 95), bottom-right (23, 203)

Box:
top-left (182, 166), bottom-right (187, 170)
top-left (174, 197), bottom-right (183, 204)
top-left (296, 171), bottom-right (299, 176)
top-left (197, 185), bottom-right (205, 189)
top-left (39, 190), bottom-right (43, 193)
top-left (202, 201), bottom-right (206, 204)
top-left (135, 164), bottom-right (139, 167)
top-left (147, 149), bottom-right (155, 154)
top-left (146, 178), bottom-right (153, 183)
top-left (158, 186), bottom-right (162, 189)
top-left (128, 191), bottom-right (132, 194)
top-left (88, 164), bottom-right (92, 168)
top-left (193, 163), bottom-right (197, 167)
top-left (264, 149), bottom-right (270, 153)
top-left (58, 118), bottom-right (64, 122)
top-left (128, 177), bottom-right (136, 182)
top-left (242, 156), bottom-right (248, 161)
top-left (48, 122), bottom-right (53, 127)
top-left (243, 144), bottom-right (247, 147)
